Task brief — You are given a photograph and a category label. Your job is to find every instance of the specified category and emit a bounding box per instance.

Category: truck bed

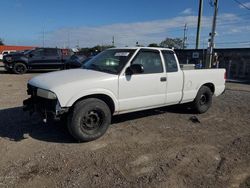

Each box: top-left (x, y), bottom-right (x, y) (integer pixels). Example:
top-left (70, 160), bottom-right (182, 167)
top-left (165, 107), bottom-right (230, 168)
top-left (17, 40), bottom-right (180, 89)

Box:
top-left (181, 68), bottom-right (226, 103)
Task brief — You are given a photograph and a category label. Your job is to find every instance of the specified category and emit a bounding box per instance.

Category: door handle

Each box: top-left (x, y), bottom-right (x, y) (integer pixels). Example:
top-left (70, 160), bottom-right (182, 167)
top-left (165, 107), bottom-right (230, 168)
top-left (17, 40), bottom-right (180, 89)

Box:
top-left (160, 77), bottom-right (167, 82)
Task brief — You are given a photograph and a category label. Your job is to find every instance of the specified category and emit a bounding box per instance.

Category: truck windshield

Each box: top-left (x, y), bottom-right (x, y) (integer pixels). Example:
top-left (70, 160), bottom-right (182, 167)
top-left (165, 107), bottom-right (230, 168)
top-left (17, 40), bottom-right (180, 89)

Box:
top-left (23, 49), bottom-right (35, 55)
top-left (82, 49), bottom-right (136, 74)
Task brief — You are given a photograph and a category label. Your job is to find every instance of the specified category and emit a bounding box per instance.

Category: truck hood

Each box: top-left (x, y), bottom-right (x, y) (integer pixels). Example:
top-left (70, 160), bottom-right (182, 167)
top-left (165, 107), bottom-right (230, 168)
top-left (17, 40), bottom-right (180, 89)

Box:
top-left (4, 53), bottom-right (24, 59)
top-left (28, 69), bottom-right (116, 91)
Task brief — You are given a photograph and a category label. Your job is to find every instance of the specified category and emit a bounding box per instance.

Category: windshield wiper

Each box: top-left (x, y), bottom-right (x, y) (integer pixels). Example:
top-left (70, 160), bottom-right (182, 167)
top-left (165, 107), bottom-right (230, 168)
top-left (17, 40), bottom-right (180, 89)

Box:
top-left (83, 64), bottom-right (100, 71)
top-left (83, 64), bottom-right (116, 74)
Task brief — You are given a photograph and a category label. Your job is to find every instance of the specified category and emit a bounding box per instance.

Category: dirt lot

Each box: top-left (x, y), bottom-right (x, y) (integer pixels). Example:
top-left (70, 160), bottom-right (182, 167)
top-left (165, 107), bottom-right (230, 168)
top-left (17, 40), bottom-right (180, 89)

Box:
top-left (0, 66), bottom-right (250, 188)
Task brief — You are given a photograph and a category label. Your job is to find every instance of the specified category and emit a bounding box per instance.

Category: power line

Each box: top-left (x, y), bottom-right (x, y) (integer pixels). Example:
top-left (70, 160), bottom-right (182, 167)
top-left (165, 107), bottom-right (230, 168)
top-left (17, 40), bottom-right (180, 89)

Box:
top-left (188, 40), bottom-right (250, 45)
top-left (216, 20), bottom-right (250, 27)
top-left (233, 0), bottom-right (250, 10)
top-left (217, 40), bottom-right (250, 44)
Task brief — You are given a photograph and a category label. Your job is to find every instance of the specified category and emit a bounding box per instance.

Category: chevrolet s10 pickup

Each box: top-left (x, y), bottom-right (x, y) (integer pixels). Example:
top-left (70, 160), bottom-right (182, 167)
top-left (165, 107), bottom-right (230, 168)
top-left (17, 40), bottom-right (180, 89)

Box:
top-left (23, 47), bottom-right (226, 142)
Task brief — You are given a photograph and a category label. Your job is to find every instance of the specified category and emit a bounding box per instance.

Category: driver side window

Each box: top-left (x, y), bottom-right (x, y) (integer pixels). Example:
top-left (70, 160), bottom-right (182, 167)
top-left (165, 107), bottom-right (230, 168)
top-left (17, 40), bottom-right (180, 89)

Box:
top-left (131, 50), bottom-right (163, 74)
top-left (33, 49), bottom-right (44, 57)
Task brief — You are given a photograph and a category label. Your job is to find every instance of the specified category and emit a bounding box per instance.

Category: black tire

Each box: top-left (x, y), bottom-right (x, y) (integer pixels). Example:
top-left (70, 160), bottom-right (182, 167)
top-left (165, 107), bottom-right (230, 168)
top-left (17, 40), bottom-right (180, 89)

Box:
top-left (192, 86), bottom-right (213, 114)
top-left (68, 98), bottom-right (111, 142)
top-left (13, 63), bottom-right (27, 74)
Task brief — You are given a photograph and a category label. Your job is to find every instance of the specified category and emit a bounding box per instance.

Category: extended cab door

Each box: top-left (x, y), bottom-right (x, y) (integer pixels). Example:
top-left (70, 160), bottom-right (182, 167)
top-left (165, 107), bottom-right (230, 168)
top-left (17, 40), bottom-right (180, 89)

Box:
top-left (118, 49), bottom-right (166, 112)
top-left (29, 48), bottom-right (62, 69)
top-left (43, 48), bottom-right (62, 69)
top-left (161, 50), bottom-right (183, 105)
top-left (28, 48), bottom-right (46, 69)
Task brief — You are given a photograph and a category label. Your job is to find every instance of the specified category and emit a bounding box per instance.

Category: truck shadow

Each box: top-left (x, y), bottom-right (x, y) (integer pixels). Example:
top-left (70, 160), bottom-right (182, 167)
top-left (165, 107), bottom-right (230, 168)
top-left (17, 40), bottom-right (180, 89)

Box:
top-left (112, 105), bottom-right (194, 124)
top-left (0, 105), bottom-right (193, 143)
top-left (0, 69), bottom-right (58, 74)
top-left (0, 106), bottom-right (75, 143)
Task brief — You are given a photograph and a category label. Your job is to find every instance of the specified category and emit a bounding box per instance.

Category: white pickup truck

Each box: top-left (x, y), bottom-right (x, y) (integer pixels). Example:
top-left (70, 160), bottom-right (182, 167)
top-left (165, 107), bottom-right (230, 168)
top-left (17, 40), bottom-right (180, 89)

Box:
top-left (23, 47), bottom-right (225, 142)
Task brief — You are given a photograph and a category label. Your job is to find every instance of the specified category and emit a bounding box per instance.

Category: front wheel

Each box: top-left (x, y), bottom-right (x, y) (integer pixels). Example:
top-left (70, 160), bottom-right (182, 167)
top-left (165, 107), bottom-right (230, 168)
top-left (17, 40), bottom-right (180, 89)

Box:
top-left (68, 98), bottom-right (111, 142)
top-left (192, 86), bottom-right (213, 114)
top-left (13, 62), bottom-right (27, 74)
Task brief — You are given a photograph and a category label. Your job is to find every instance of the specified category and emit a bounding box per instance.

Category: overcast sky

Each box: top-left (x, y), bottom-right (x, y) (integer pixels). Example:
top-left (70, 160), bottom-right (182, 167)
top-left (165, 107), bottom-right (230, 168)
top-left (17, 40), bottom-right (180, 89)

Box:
top-left (0, 0), bottom-right (250, 48)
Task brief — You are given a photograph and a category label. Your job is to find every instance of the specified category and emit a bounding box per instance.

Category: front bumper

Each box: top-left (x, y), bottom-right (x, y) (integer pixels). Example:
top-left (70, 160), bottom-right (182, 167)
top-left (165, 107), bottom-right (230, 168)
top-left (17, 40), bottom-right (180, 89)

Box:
top-left (23, 96), bottom-right (59, 119)
top-left (23, 84), bottom-right (68, 121)
top-left (3, 62), bottom-right (13, 71)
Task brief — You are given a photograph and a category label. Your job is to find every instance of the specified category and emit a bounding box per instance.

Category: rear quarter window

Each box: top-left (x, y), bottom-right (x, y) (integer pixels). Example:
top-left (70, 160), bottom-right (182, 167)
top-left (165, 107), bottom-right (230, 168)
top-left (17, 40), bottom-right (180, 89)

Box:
top-left (162, 51), bottom-right (178, 72)
top-left (45, 49), bottom-right (58, 56)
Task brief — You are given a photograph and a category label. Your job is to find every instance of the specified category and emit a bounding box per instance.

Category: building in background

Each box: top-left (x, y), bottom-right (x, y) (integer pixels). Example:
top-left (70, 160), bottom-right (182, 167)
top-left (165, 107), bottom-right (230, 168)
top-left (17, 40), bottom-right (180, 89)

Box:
top-left (0, 45), bottom-right (35, 53)
top-left (175, 48), bottom-right (250, 82)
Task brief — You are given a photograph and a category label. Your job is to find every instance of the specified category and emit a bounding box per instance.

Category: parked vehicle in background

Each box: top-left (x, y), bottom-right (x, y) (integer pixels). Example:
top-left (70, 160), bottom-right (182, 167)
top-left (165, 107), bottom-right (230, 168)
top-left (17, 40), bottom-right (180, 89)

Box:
top-left (2, 48), bottom-right (72, 74)
top-left (64, 55), bottom-right (89, 69)
top-left (0, 50), bottom-right (16, 61)
top-left (23, 47), bottom-right (226, 142)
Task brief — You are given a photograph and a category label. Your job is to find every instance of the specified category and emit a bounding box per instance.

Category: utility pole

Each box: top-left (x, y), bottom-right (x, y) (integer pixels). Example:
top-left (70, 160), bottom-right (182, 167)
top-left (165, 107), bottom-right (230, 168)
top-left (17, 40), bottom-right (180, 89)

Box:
top-left (42, 27), bottom-right (45, 47)
top-left (205, 0), bottom-right (219, 68)
top-left (67, 31), bottom-right (71, 48)
top-left (196, 0), bottom-right (203, 49)
top-left (76, 40), bottom-right (79, 48)
top-left (183, 24), bottom-right (188, 49)
top-left (112, 36), bottom-right (115, 47)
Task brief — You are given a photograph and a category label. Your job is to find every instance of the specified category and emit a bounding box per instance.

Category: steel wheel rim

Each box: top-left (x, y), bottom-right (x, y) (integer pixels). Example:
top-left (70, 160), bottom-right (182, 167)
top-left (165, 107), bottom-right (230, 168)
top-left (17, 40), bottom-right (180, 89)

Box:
top-left (199, 94), bottom-right (207, 105)
top-left (80, 109), bottom-right (104, 134)
top-left (16, 65), bottom-right (25, 73)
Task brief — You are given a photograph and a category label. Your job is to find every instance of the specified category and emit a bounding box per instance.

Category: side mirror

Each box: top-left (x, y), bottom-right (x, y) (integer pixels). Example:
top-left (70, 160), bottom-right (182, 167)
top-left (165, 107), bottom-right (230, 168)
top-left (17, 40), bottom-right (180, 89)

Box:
top-left (29, 53), bottom-right (34, 58)
top-left (125, 64), bottom-right (144, 75)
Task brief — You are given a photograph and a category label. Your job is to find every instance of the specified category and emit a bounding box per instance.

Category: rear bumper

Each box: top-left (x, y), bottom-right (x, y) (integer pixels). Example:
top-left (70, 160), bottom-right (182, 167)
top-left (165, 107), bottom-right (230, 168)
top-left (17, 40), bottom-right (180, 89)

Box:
top-left (221, 88), bottom-right (226, 95)
top-left (214, 85), bottom-right (226, 96)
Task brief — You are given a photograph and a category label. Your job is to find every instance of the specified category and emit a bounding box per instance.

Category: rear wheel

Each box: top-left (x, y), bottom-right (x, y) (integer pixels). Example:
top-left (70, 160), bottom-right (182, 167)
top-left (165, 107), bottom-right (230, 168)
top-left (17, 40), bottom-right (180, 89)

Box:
top-left (192, 86), bottom-right (213, 114)
top-left (13, 63), bottom-right (27, 74)
top-left (68, 98), bottom-right (111, 142)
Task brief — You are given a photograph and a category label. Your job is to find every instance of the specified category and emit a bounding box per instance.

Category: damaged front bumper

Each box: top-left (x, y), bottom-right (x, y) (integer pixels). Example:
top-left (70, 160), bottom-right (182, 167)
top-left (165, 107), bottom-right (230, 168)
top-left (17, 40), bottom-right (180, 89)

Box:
top-left (23, 84), bottom-right (68, 122)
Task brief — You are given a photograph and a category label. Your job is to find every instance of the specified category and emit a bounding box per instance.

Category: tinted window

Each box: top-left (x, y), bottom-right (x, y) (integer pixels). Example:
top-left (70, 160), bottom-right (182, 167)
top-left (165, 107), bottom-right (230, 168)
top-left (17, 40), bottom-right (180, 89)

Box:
top-left (131, 50), bottom-right (163, 74)
top-left (162, 51), bottom-right (178, 72)
top-left (33, 49), bottom-right (44, 57)
top-left (45, 49), bottom-right (58, 56)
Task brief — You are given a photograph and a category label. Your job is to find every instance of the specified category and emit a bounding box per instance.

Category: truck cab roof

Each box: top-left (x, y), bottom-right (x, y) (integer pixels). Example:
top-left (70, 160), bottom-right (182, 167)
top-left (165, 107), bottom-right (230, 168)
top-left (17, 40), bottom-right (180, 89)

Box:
top-left (109, 47), bottom-right (174, 52)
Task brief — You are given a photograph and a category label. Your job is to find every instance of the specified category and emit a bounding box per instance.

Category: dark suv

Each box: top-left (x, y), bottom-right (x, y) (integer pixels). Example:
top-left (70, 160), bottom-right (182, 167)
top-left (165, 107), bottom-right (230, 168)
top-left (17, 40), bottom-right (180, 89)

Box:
top-left (3, 48), bottom-right (71, 74)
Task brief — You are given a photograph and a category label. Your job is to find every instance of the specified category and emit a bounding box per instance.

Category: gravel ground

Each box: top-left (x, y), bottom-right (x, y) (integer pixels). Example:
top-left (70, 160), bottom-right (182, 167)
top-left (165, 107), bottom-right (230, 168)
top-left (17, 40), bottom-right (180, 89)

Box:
top-left (0, 66), bottom-right (250, 188)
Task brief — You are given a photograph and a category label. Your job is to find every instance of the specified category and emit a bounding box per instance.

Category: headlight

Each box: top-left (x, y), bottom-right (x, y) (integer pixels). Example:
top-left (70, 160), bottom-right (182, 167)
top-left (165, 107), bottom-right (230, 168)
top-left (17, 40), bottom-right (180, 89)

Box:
top-left (37, 88), bottom-right (57, 99)
top-left (6, 57), bottom-right (13, 62)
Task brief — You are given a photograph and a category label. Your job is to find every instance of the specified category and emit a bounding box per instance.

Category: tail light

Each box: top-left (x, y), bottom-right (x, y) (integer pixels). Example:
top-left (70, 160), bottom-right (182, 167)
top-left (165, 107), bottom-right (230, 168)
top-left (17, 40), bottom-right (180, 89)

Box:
top-left (224, 71), bottom-right (227, 80)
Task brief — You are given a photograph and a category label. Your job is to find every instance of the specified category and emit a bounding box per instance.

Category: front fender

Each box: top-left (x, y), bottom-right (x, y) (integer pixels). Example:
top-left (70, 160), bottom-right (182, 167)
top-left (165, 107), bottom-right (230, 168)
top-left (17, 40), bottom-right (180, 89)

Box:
top-left (57, 88), bottom-right (119, 112)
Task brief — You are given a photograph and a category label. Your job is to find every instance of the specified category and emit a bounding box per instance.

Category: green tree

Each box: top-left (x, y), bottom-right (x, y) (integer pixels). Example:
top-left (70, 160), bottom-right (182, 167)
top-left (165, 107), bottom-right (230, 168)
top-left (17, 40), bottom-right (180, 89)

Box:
top-left (148, 43), bottom-right (159, 47)
top-left (159, 38), bottom-right (183, 49)
top-left (78, 45), bottom-right (114, 56)
top-left (92, 45), bottom-right (114, 52)
top-left (0, 38), bottom-right (4, 45)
